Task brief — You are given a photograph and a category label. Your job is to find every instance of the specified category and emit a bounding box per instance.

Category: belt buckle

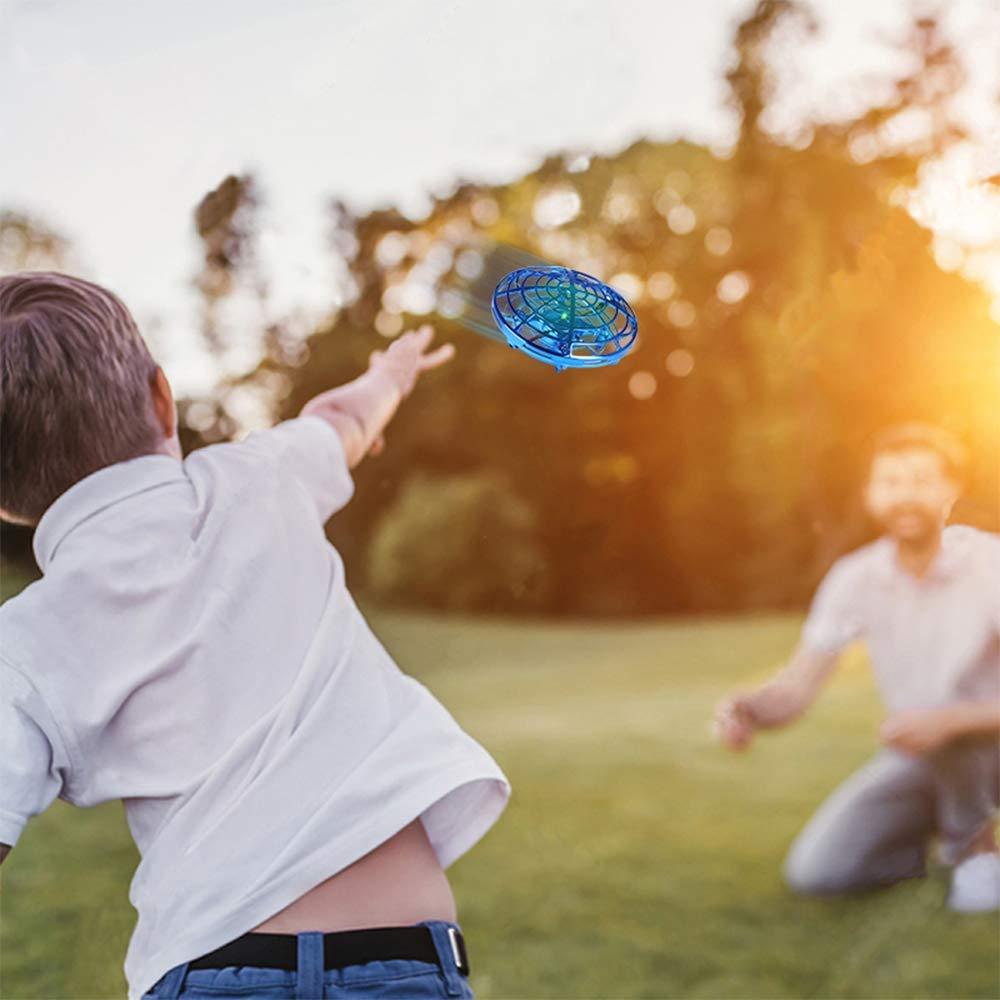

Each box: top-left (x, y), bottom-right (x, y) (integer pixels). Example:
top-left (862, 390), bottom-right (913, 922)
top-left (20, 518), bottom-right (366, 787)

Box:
top-left (446, 926), bottom-right (470, 976)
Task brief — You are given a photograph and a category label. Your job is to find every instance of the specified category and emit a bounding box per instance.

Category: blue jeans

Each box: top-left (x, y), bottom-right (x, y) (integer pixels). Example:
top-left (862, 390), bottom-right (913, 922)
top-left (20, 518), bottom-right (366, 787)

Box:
top-left (142, 921), bottom-right (474, 999)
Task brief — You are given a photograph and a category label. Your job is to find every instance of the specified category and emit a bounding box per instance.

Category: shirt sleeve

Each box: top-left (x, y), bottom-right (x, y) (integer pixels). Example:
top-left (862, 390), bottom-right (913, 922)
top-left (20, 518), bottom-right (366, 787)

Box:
top-left (800, 556), bottom-right (864, 656)
top-left (980, 530), bottom-right (1000, 635)
top-left (235, 415), bottom-right (356, 523)
top-left (0, 666), bottom-right (72, 848)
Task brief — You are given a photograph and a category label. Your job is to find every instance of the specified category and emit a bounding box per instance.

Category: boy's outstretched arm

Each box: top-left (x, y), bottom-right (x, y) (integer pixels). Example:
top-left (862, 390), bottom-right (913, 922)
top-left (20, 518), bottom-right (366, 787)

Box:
top-left (299, 324), bottom-right (454, 469)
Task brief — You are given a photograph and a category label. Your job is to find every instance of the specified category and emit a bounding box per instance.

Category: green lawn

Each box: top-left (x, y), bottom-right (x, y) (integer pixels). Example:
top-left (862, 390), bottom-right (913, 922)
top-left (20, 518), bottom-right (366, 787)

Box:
top-left (1, 593), bottom-right (997, 999)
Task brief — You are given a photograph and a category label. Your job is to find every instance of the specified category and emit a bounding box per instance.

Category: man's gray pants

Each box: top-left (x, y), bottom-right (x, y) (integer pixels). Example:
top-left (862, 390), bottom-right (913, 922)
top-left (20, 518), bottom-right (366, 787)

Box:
top-left (783, 738), bottom-right (1000, 895)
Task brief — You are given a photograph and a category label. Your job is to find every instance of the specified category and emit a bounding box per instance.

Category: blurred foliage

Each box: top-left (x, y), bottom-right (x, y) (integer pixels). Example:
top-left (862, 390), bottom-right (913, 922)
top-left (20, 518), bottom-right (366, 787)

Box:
top-left (180, 1), bottom-right (997, 616)
top-left (3, 2), bottom-right (998, 616)
top-left (366, 470), bottom-right (548, 611)
top-left (192, 173), bottom-right (262, 356)
top-left (0, 210), bottom-right (71, 273)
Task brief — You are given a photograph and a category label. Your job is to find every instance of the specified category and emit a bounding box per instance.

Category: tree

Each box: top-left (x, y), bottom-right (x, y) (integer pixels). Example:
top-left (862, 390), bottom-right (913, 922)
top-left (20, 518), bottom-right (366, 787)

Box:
top-left (181, 4), bottom-right (998, 616)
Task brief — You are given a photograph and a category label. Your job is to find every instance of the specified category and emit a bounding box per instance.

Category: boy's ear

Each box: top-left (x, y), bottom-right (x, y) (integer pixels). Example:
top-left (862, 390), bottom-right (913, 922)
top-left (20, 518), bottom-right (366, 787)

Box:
top-left (150, 366), bottom-right (177, 439)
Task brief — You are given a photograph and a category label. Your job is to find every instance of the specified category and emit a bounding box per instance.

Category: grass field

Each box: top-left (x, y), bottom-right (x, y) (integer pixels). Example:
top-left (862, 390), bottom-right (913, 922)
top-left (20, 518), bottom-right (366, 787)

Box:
top-left (1, 577), bottom-right (998, 998)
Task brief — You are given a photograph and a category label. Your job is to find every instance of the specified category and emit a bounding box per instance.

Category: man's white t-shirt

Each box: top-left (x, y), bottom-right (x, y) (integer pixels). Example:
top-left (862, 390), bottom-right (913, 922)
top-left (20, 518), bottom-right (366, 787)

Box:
top-left (0, 416), bottom-right (510, 1000)
top-left (800, 525), bottom-right (1000, 712)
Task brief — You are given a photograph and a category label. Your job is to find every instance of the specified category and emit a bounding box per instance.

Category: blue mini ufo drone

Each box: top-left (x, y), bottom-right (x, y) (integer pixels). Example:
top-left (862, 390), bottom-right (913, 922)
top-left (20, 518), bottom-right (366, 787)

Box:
top-left (490, 266), bottom-right (638, 371)
top-left (448, 248), bottom-right (639, 372)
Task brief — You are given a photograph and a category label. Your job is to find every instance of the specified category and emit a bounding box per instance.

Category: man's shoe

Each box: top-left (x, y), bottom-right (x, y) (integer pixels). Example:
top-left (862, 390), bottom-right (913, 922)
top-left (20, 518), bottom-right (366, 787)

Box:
top-left (948, 851), bottom-right (1000, 913)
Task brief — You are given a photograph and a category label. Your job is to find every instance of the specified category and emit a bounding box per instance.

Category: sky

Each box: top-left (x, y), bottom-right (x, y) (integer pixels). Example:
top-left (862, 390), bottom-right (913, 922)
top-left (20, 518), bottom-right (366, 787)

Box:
top-left (2, 0), bottom-right (999, 395)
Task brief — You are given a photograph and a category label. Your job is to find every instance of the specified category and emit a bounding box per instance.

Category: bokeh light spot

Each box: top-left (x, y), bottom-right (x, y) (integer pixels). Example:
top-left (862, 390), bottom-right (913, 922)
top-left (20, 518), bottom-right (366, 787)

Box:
top-left (375, 311), bottom-right (403, 337)
top-left (628, 371), bottom-right (657, 400)
top-left (667, 300), bottom-right (696, 327)
top-left (667, 204), bottom-right (696, 234)
top-left (381, 285), bottom-right (404, 314)
top-left (647, 271), bottom-right (677, 300)
top-left (375, 232), bottom-right (409, 268)
top-left (705, 226), bottom-right (732, 255)
top-left (717, 270), bottom-right (751, 304)
top-left (401, 282), bottom-right (435, 314)
top-left (665, 349), bottom-right (695, 377)
top-left (609, 272), bottom-right (644, 301)
top-left (533, 186), bottom-right (581, 229)
top-left (604, 188), bottom-right (639, 224)
top-left (455, 249), bottom-right (484, 279)
top-left (470, 197), bottom-right (500, 227)
top-left (437, 288), bottom-right (464, 319)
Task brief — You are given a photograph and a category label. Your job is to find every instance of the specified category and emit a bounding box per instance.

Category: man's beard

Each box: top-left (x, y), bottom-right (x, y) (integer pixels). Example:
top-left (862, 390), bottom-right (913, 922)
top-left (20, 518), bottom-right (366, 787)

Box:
top-left (884, 505), bottom-right (940, 545)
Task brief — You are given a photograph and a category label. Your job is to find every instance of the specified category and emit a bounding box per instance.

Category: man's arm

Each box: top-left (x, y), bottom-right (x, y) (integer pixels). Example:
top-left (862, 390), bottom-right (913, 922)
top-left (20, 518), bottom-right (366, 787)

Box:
top-left (299, 325), bottom-right (453, 469)
top-left (881, 699), bottom-right (1000, 756)
top-left (715, 553), bottom-right (862, 751)
top-left (714, 642), bottom-right (841, 750)
top-left (880, 528), bottom-right (1000, 757)
top-left (948, 700), bottom-right (1000, 738)
top-left (0, 842), bottom-right (10, 866)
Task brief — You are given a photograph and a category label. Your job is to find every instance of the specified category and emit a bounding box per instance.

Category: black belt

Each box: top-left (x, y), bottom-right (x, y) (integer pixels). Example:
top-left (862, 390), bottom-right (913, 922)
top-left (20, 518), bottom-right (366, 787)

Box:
top-left (187, 925), bottom-right (470, 977)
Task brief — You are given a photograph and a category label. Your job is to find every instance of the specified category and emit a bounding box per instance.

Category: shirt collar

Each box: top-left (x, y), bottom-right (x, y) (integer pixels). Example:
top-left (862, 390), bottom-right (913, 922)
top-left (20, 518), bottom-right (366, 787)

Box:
top-left (874, 533), bottom-right (960, 584)
top-left (33, 454), bottom-right (188, 572)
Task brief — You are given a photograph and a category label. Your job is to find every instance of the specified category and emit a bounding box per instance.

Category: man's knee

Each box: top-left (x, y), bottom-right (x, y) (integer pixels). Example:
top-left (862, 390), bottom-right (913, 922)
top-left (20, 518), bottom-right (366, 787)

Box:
top-left (782, 751), bottom-right (933, 895)
top-left (782, 832), bottom-right (924, 896)
top-left (782, 839), bottom-right (862, 896)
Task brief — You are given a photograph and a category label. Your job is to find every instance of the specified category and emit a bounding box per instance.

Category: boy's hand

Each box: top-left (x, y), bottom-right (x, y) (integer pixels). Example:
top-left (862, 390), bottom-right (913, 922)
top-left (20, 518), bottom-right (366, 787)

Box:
top-left (368, 324), bottom-right (455, 399)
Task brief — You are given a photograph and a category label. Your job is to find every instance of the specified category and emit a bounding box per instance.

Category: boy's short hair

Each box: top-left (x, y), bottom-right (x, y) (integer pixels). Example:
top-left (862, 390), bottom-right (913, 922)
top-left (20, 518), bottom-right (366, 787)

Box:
top-left (0, 271), bottom-right (162, 524)
top-left (868, 421), bottom-right (968, 484)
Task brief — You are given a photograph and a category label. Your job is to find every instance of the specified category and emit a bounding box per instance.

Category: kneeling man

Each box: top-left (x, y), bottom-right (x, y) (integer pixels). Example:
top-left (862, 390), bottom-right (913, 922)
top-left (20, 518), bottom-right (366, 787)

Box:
top-left (715, 424), bottom-right (1000, 911)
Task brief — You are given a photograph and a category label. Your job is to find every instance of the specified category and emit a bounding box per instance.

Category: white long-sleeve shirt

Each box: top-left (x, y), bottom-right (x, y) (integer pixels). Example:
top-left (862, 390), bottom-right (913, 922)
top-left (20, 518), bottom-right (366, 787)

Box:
top-left (0, 415), bottom-right (510, 1000)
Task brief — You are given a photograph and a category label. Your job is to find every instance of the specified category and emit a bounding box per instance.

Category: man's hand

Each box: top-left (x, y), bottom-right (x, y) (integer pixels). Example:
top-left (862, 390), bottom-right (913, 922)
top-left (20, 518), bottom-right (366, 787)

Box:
top-left (880, 707), bottom-right (960, 756)
top-left (368, 324), bottom-right (455, 399)
top-left (712, 645), bottom-right (840, 752)
top-left (713, 695), bottom-right (757, 751)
